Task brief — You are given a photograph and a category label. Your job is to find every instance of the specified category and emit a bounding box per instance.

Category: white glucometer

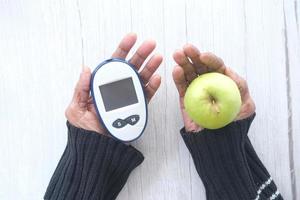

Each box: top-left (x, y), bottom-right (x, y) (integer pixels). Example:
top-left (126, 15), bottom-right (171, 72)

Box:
top-left (91, 58), bottom-right (148, 142)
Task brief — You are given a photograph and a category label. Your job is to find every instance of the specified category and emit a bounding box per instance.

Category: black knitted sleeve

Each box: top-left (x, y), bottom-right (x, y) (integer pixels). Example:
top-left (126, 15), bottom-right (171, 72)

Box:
top-left (44, 122), bottom-right (144, 200)
top-left (181, 114), bottom-right (283, 200)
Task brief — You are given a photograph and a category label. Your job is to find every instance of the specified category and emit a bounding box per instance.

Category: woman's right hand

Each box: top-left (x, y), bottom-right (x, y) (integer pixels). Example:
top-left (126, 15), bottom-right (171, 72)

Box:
top-left (65, 33), bottom-right (163, 135)
top-left (172, 44), bottom-right (256, 132)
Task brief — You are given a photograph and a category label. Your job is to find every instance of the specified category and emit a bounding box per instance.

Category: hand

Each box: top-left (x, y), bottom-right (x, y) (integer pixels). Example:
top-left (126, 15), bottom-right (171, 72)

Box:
top-left (65, 33), bottom-right (163, 134)
top-left (172, 44), bottom-right (255, 132)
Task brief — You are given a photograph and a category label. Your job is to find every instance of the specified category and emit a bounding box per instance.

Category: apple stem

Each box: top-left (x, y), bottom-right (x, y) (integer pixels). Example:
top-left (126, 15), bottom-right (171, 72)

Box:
top-left (209, 95), bottom-right (220, 114)
top-left (212, 99), bottom-right (220, 114)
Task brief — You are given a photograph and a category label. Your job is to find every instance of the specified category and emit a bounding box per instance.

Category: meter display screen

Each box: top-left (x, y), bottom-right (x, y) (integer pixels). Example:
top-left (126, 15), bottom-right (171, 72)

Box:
top-left (99, 77), bottom-right (139, 112)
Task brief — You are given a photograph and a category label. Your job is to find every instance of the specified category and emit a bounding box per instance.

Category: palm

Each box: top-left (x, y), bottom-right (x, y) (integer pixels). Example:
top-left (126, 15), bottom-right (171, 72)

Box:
top-left (65, 33), bottom-right (162, 134)
top-left (173, 44), bottom-right (255, 132)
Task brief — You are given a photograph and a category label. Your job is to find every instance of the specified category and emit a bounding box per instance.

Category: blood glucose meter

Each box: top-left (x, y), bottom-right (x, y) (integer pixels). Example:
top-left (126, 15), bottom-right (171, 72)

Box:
top-left (91, 58), bottom-right (148, 142)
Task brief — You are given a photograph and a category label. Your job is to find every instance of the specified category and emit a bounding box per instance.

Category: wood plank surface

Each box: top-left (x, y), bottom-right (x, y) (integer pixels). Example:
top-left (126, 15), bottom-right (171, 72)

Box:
top-left (284, 0), bottom-right (300, 199)
top-left (0, 0), bottom-right (82, 199)
top-left (0, 0), bottom-right (298, 199)
top-left (243, 0), bottom-right (292, 199)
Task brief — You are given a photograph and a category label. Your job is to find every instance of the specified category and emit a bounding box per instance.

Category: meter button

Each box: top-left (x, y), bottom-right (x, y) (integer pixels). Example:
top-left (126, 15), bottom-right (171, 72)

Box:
top-left (125, 115), bottom-right (140, 125)
top-left (112, 119), bottom-right (127, 128)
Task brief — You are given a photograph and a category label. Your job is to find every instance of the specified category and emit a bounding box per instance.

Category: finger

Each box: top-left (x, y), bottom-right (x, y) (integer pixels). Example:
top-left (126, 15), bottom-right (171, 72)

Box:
top-left (172, 65), bottom-right (188, 97)
top-left (173, 49), bottom-right (197, 81)
top-left (183, 44), bottom-right (208, 75)
top-left (140, 54), bottom-right (163, 84)
top-left (199, 52), bottom-right (226, 73)
top-left (145, 74), bottom-right (161, 102)
top-left (225, 67), bottom-right (249, 100)
top-left (129, 39), bottom-right (156, 70)
top-left (73, 67), bottom-right (92, 109)
top-left (111, 33), bottom-right (137, 59)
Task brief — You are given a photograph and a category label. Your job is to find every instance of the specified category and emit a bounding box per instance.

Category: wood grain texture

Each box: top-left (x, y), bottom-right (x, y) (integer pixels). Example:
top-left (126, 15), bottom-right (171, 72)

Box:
top-left (0, 0), bottom-right (298, 199)
top-left (242, 0), bottom-right (293, 199)
top-left (0, 0), bottom-right (82, 199)
top-left (284, 0), bottom-right (300, 199)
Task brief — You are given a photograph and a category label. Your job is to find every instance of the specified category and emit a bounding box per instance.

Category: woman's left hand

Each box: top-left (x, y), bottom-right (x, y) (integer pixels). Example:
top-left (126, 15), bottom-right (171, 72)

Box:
top-left (172, 44), bottom-right (255, 132)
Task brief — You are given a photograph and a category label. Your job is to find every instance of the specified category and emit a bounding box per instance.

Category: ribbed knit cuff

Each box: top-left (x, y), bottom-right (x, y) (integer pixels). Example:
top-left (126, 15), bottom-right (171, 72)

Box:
top-left (245, 138), bottom-right (283, 200)
top-left (240, 113), bottom-right (283, 200)
top-left (181, 115), bottom-right (257, 200)
top-left (44, 122), bottom-right (144, 200)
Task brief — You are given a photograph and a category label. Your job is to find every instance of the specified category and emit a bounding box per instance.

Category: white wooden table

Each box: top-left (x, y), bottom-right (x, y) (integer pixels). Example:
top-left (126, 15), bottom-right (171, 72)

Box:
top-left (0, 0), bottom-right (299, 199)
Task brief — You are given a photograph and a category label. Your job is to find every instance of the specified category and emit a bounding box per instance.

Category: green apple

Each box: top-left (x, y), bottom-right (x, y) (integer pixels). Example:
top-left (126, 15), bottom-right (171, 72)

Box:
top-left (184, 72), bottom-right (242, 129)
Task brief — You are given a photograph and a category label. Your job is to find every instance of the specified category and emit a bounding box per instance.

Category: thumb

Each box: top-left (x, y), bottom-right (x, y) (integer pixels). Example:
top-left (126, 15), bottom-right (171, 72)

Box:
top-left (73, 66), bottom-right (92, 109)
top-left (225, 67), bottom-right (248, 99)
